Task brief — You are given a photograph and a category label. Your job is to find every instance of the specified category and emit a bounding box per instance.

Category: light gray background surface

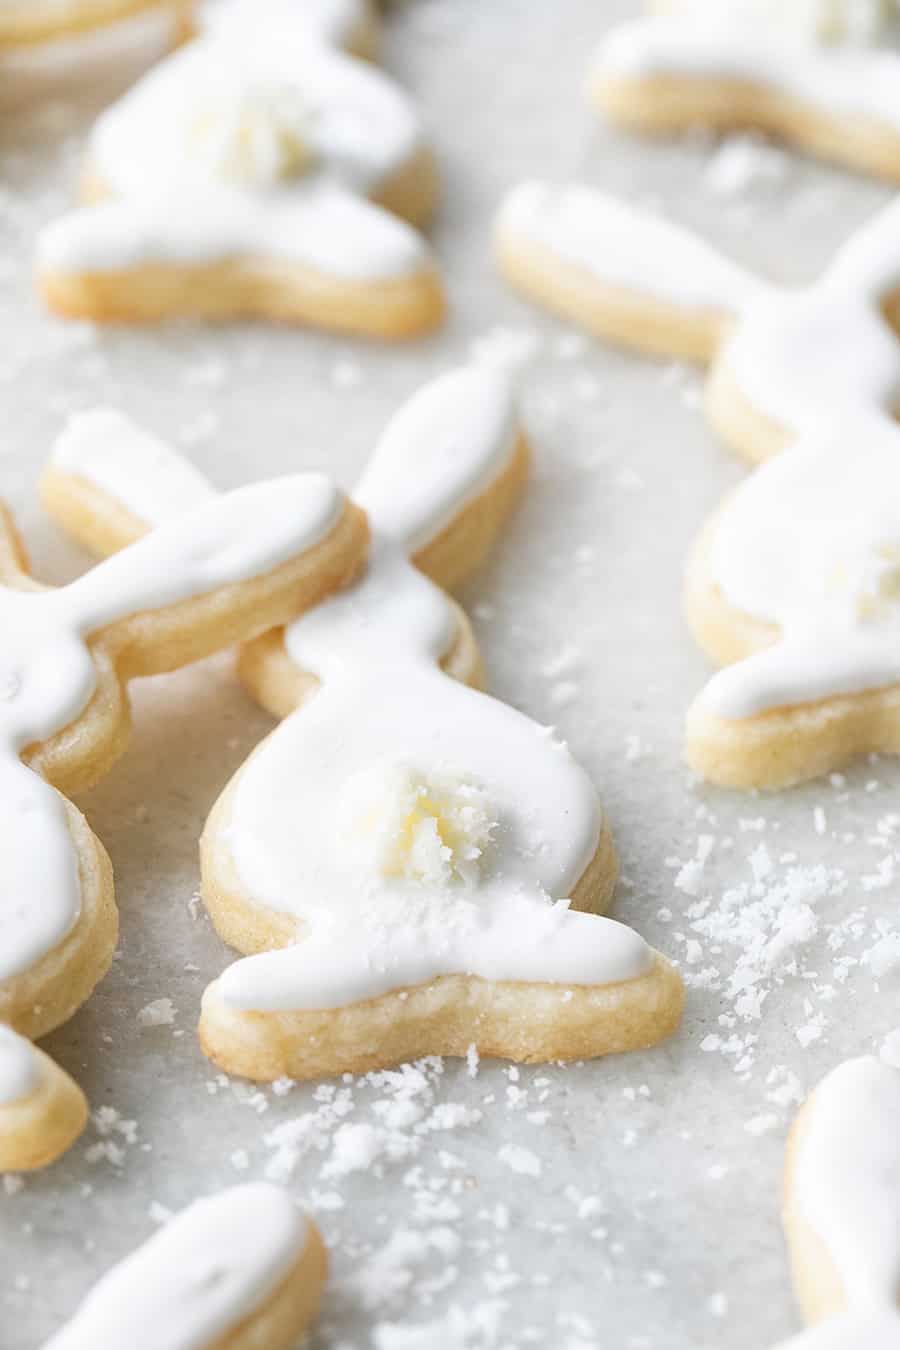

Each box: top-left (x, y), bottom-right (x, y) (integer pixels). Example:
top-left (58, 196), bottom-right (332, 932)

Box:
top-left (0, 4), bottom-right (897, 1347)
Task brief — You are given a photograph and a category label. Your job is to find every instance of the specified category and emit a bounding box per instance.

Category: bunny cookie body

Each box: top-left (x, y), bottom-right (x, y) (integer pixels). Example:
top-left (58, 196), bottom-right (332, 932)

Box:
top-left (44, 1183), bottom-right (327, 1350)
top-left (591, 0), bottom-right (900, 182)
top-left (44, 370), bottom-right (683, 1083)
top-left (772, 1056), bottom-right (900, 1348)
top-left (496, 184), bottom-right (900, 789)
top-left (36, 0), bottom-right (443, 336)
top-left (0, 465), bottom-right (365, 1167)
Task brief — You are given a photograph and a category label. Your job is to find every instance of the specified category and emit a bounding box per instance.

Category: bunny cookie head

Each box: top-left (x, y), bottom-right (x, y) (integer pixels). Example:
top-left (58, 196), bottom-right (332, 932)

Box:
top-left (590, 0), bottom-right (900, 182)
top-left (0, 455), bottom-right (366, 1170)
top-left (496, 185), bottom-right (900, 790)
top-left (43, 370), bottom-right (684, 1084)
top-left (35, 0), bottom-right (444, 337)
top-left (771, 1056), bottom-right (900, 1349)
top-left (43, 1183), bottom-right (327, 1350)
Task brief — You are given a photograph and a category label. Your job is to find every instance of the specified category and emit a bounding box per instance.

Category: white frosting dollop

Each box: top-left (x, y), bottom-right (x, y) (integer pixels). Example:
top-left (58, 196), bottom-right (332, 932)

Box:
top-left (344, 761), bottom-right (497, 889)
top-left (183, 83), bottom-right (317, 186)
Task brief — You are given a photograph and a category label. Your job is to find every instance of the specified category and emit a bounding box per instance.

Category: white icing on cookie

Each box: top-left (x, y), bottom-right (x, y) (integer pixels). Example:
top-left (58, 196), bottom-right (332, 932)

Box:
top-left (220, 530), bottom-right (646, 1009)
top-left (58, 372), bottom-right (657, 1014)
top-left (354, 366), bottom-right (519, 550)
top-left (37, 0), bottom-right (431, 283)
top-left (792, 1056), bottom-right (900, 1308)
top-left (52, 409), bottom-right (215, 523)
top-left (496, 180), bottom-right (765, 316)
top-left (0, 1024), bottom-right (38, 1105)
top-left (44, 1183), bottom-right (308, 1350)
top-left (595, 16), bottom-right (900, 130)
top-left (0, 471), bottom-right (340, 983)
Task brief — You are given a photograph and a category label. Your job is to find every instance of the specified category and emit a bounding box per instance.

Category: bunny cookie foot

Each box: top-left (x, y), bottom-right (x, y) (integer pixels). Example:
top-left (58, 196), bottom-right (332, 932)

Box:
top-left (198, 953), bottom-right (685, 1083)
top-left (37, 257), bottom-right (445, 337)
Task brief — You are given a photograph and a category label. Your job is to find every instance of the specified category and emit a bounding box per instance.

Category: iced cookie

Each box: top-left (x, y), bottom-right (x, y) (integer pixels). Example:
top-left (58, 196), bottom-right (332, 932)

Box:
top-left (43, 373), bottom-right (684, 1083)
top-left (44, 1183), bottom-right (327, 1349)
top-left (496, 182), bottom-right (900, 788)
top-left (35, 0), bottom-right (444, 336)
top-left (773, 1056), bottom-right (900, 1348)
top-left (0, 456), bottom-right (366, 1171)
top-left (590, 0), bottom-right (900, 183)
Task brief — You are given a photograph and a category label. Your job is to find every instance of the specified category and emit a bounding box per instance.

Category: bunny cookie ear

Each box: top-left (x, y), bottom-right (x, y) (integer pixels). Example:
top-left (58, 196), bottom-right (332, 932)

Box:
top-left (0, 0), bottom-right (195, 49)
top-left (495, 181), bottom-right (765, 363)
top-left (44, 1184), bottom-right (327, 1350)
top-left (55, 472), bottom-right (365, 680)
top-left (40, 408), bottom-right (215, 556)
top-left (355, 366), bottom-right (529, 589)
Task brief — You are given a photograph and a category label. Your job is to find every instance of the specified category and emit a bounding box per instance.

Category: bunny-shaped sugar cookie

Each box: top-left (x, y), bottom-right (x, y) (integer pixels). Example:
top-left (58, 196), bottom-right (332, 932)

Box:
top-left (42, 370), bottom-right (684, 1083)
top-left (771, 1056), bottom-right (900, 1349)
top-left (0, 457), bottom-right (365, 1169)
top-left (35, 0), bottom-right (443, 336)
top-left (496, 184), bottom-right (900, 789)
top-left (43, 1183), bottom-right (327, 1350)
top-left (591, 0), bottom-right (900, 183)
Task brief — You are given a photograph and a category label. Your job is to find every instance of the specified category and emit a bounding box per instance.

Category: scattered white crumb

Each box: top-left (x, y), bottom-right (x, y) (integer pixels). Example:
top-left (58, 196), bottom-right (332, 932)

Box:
top-left (469, 325), bottom-right (541, 372)
top-left (497, 1144), bottom-right (541, 1177)
top-left (744, 1113), bottom-right (779, 1136)
top-left (703, 135), bottom-right (789, 198)
top-left (137, 998), bottom-right (176, 1028)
